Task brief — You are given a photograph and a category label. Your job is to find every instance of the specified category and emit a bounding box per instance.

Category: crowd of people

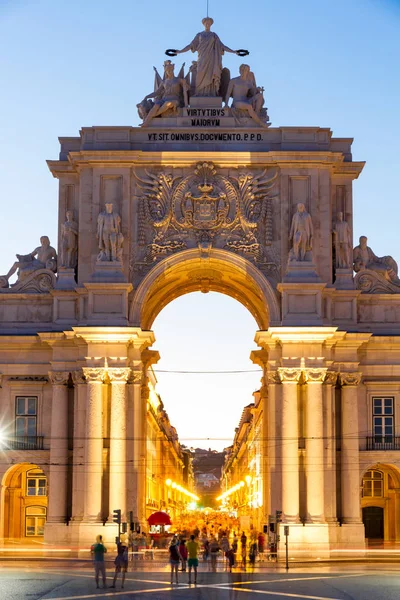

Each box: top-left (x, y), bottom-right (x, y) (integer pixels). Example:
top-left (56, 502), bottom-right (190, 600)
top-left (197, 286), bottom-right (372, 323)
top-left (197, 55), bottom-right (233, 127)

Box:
top-left (167, 527), bottom-right (266, 584)
top-left (90, 516), bottom-right (268, 589)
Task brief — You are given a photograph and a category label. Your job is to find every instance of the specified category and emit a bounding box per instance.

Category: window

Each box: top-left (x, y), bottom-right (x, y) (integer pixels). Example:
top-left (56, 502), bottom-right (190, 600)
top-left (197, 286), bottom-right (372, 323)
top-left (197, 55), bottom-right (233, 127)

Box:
top-left (26, 469), bottom-right (47, 496)
top-left (25, 506), bottom-right (46, 536)
top-left (372, 397), bottom-right (394, 444)
top-left (362, 470), bottom-right (383, 498)
top-left (15, 396), bottom-right (37, 437)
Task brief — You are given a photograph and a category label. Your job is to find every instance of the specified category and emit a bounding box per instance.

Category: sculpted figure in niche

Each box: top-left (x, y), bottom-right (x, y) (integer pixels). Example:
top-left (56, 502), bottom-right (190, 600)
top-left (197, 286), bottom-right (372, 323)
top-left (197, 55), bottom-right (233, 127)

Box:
top-left (3, 236), bottom-right (57, 284)
top-left (225, 64), bottom-right (267, 128)
top-left (333, 212), bottom-right (352, 268)
top-left (139, 61), bottom-right (189, 127)
top-left (61, 210), bottom-right (78, 268)
top-left (97, 203), bottom-right (124, 262)
top-left (289, 203), bottom-right (313, 261)
top-left (353, 235), bottom-right (400, 285)
top-left (169, 17), bottom-right (246, 97)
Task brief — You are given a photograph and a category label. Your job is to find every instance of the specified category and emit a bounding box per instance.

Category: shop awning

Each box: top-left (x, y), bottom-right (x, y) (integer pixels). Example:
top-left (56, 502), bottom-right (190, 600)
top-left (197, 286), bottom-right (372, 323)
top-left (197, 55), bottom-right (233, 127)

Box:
top-left (147, 511), bottom-right (172, 526)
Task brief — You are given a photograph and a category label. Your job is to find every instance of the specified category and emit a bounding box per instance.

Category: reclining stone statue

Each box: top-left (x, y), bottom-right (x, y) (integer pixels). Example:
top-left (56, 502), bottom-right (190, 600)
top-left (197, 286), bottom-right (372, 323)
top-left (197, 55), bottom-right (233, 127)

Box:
top-left (0, 236), bottom-right (57, 290)
top-left (353, 236), bottom-right (400, 285)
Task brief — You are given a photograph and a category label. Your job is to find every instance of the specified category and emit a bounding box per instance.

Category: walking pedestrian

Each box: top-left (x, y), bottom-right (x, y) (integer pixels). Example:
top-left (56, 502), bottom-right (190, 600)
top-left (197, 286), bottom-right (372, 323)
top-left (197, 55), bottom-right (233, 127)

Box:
top-left (110, 535), bottom-right (128, 589)
top-left (179, 539), bottom-right (188, 571)
top-left (209, 535), bottom-right (220, 572)
top-left (169, 538), bottom-right (181, 584)
top-left (186, 534), bottom-right (199, 585)
top-left (240, 531), bottom-right (247, 569)
top-left (91, 534), bottom-right (107, 589)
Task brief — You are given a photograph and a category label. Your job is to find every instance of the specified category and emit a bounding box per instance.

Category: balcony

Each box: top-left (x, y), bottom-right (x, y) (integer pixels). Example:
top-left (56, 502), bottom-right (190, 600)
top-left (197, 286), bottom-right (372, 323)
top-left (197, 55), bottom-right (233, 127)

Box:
top-left (2, 436), bottom-right (44, 450)
top-left (366, 436), bottom-right (400, 451)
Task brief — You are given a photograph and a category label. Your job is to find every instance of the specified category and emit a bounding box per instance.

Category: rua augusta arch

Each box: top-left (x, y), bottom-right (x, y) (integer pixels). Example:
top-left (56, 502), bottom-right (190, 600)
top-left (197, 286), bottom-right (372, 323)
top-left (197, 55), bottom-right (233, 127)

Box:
top-left (2, 17), bottom-right (400, 556)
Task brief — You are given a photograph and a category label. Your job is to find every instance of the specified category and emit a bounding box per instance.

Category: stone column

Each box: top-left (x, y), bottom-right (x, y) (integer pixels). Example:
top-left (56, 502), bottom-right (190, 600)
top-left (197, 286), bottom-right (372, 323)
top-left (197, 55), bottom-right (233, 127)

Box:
top-left (131, 369), bottom-right (145, 524)
top-left (304, 368), bottom-right (327, 523)
top-left (324, 372), bottom-right (338, 523)
top-left (277, 368), bottom-right (301, 523)
top-left (82, 367), bottom-right (105, 521)
top-left (47, 371), bottom-right (70, 523)
top-left (108, 367), bottom-right (130, 520)
top-left (71, 370), bottom-right (86, 521)
top-left (340, 372), bottom-right (362, 523)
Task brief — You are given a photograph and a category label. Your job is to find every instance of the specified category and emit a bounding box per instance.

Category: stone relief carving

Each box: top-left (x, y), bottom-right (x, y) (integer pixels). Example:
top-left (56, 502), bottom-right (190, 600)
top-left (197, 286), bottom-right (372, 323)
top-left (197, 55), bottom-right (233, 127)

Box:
top-left (277, 367), bottom-right (302, 383)
top-left (82, 367), bottom-right (106, 383)
top-left (288, 203), bottom-right (313, 262)
top-left (324, 371), bottom-right (338, 386)
top-left (107, 367), bottom-right (131, 383)
top-left (134, 162), bottom-right (279, 278)
top-left (138, 60), bottom-right (189, 127)
top-left (0, 236), bottom-right (57, 293)
top-left (97, 203), bottom-right (124, 262)
top-left (303, 368), bottom-right (327, 383)
top-left (167, 17), bottom-right (247, 97)
top-left (225, 64), bottom-right (269, 128)
top-left (339, 372), bottom-right (362, 386)
top-left (48, 371), bottom-right (70, 385)
top-left (61, 210), bottom-right (78, 269)
top-left (353, 235), bottom-right (400, 293)
top-left (333, 212), bottom-right (351, 269)
top-left (71, 370), bottom-right (86, 385)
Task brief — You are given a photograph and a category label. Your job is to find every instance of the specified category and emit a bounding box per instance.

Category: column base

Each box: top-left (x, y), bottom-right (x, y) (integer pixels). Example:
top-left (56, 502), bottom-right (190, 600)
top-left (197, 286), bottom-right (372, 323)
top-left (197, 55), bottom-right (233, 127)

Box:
top-left (276, 522), bottom-right (365, 559)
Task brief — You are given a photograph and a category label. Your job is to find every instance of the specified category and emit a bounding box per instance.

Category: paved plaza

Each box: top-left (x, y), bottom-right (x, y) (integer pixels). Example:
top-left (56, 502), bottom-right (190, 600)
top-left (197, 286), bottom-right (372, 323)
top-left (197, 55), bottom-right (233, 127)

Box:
top-left (1, 562), bottom-right (400, 600)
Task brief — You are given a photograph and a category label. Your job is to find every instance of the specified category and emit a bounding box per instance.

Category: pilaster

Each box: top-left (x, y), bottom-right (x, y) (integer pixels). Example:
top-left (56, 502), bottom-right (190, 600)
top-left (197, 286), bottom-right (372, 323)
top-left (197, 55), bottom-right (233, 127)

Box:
top-left (303, 368), bottom-right (327, 523)
top-left (340, 371), bottom-right (362, 524)
top-left (277, 367), bottom-right (301, 523)
top-left (82, 366), bottom-right (106, 522)
top-left (46, 371), bottom-right (70, 525)
top-left (70, 369), bottom-right (86, 522)
top-left (108, 367), bottom-right (131, 520)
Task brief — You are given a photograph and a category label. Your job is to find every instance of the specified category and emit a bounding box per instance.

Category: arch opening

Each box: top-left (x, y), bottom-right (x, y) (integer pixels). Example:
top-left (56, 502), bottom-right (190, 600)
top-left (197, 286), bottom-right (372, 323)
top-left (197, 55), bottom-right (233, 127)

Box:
top-left (130, 248), bottom-right (280, 330)
top-left (361, 464), bottom-right (400, 543)
top-left (1, 463), bottom-right (48, 541)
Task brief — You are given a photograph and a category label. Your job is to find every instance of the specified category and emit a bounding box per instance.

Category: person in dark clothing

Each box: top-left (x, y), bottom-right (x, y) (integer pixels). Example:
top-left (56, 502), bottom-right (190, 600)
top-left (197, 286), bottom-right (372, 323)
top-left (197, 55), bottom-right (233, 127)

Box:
top-left (110, 536), bottom-right (128, 589)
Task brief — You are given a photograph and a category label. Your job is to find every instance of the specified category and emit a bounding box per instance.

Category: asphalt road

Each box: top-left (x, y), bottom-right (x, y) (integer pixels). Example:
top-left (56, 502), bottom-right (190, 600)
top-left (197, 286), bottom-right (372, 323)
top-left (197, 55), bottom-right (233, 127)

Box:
top-left (1, 563), bottom-right (400, 600)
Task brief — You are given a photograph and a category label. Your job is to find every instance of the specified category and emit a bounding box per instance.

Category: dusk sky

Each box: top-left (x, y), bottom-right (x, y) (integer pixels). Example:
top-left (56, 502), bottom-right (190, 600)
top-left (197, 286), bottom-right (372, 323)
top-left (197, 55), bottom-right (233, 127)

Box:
top-left (0, 0), bottom-right (399, 450)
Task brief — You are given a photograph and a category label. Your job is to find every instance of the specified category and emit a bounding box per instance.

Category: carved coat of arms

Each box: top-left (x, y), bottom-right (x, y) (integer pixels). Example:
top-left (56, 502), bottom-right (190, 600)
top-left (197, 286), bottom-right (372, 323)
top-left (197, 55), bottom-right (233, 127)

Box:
top-left (134, 162), bottom-right (279, 277)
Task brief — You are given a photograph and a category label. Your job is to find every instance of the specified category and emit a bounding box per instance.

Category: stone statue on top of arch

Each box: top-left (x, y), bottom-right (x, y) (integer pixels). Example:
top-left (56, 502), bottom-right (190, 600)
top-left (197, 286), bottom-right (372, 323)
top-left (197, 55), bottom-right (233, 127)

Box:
top-left (166, 16), bottom-right (248, 97)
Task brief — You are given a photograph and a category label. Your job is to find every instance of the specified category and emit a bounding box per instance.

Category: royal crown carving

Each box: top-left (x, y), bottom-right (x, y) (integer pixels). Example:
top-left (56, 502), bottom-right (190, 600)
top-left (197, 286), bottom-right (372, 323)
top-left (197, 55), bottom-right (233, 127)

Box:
top-left (134, 161), bottom-right (279, 276)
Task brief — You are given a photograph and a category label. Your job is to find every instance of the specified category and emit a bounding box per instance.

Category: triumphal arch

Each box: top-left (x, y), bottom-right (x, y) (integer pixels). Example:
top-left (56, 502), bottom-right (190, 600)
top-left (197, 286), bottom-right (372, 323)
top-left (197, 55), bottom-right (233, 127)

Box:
top-left (1, 17), bottom-right (400, 555)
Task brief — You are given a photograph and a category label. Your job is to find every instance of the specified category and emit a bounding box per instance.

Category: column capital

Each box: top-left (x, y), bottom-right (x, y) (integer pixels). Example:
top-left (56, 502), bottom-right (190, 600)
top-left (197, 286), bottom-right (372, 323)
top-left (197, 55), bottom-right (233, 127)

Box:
top-left (324, 371), bottom-right (338, 386)
top-left (128, 370), bottom-right (143, 384)
top-left (71, 369), bottom-right (86, 385)
top-left (108, 367), bottom-right (131, 383)
top-left (277, 367), bottom-right (302, 383)
top-left (48, 371), bottom-right (70, 386)
top-left (303, 368), bottom-right (328, 384)
top-left (340, 372), bottom-right (362, 386)
top-left (266, 371), bottom-right (281, 385)
top-left (82, 367), bottom-right (106, 383)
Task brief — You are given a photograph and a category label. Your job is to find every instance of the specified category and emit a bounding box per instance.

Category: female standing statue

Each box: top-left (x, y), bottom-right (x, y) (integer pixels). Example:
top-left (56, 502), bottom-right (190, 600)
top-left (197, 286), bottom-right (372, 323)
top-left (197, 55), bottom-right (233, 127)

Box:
top-left (167, 17), bottom-right (247, 97)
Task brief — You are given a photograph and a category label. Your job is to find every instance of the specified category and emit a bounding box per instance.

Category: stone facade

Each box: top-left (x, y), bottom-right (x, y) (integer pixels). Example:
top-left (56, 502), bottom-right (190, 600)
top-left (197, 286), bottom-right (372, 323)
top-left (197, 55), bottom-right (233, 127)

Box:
top-left (1, 20), bottom-right (400, 554)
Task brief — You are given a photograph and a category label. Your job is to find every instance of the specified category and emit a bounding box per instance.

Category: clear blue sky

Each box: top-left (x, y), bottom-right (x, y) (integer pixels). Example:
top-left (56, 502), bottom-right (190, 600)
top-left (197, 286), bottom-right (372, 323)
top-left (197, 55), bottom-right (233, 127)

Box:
top-left (0, 0), bottom-right (399, 450)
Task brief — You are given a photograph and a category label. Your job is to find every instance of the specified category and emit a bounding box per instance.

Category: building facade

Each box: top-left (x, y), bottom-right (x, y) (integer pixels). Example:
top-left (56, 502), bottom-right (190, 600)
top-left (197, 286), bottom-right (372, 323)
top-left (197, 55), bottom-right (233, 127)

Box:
top-left (1, 20), bottom-right (400, 554)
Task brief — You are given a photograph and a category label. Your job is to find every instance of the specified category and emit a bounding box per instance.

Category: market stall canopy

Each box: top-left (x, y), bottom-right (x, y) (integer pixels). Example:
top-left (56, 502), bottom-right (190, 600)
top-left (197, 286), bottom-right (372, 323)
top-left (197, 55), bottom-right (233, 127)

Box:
top-left (147, 511), bottom-right (172, 526)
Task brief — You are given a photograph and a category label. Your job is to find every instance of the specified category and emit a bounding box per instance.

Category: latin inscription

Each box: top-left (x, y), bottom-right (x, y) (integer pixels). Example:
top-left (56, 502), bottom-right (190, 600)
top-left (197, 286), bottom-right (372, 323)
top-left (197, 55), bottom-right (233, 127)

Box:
top-left (147, 132), bottom-right (263, 142)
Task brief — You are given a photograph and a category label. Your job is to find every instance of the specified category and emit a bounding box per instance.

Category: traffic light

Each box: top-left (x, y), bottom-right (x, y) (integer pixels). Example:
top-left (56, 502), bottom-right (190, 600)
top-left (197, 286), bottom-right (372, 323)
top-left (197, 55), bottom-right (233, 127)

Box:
top-left (269, 522), bottom-right (275, 533)
top-left (121, 522), bottom-right (127, 534)
top-left (276, 510), bottom-right (282, 523)
top-left (263, 524), bottom-right (268, 534)
top-left (113, 509), bottom-right (121, 524)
